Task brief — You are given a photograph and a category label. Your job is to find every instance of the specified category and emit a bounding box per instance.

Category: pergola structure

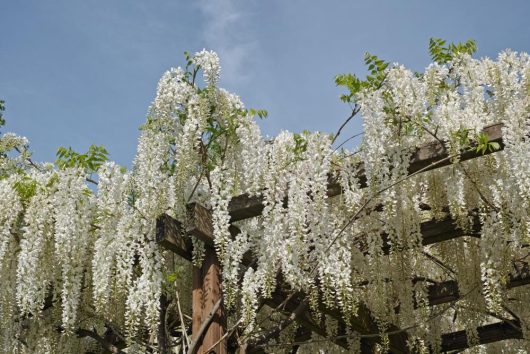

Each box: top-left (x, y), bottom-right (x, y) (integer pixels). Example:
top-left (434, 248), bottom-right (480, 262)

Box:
top-left (156, 122), bottom-right (529, 353)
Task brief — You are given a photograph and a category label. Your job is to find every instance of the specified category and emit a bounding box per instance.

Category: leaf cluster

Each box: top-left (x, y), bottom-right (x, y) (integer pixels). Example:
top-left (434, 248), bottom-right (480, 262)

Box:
top-left (428, 38), bottom-right (477, 65)
top-left (13, 175), bottom-right (38, 204)
top-left (55, 144), bottom-right (109, 174)
top-left (248, 108), bottom-right (268, 120)
top-left (292, 131), bottom-right (309, 157)
top-left (475, 132), bottom-right (501, 155)
top-left (0, 100), bottom-right (5, 129)
top-left (183, 51), bottom-right (198, 84)
top-left (334, 52), bottom-right (389, 104)
top-left (448, 128), bottom-right (500, 155)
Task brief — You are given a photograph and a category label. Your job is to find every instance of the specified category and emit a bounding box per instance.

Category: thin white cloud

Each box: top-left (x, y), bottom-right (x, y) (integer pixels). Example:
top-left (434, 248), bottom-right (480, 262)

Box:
top-left (197, 0), bottom-right (257, 87)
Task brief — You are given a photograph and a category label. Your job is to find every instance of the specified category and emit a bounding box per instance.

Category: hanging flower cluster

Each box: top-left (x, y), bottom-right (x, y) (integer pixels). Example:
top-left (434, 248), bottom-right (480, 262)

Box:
top-left (0, 42), bottom-right (529, 353)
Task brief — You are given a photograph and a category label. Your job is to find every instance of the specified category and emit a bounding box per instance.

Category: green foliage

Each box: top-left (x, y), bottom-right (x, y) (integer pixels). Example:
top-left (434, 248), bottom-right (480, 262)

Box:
top-left (292, 132), bottom-right (309, 157)
top-left (429, 38), bottom-right (477, 65)
top-left (363, 52), bottom-right (389, 89)
top-left (248, 108), bottom-right (268, 119)
top-left (336, 38), bottom-right (477, 106)
top-left (13, 176), bottom-right (38, 204)
top-left (335, 53), bottom-right (389, 104)
top-left (55, 144), bottom-right (109, 174)
top-left (0, 100), bottom-right (5, 128)
top-left (447, 129), bottom-right (500, 155)
top-left (183, 51), bottom-right (195, 82)
top-left (450, 128), bottom-right (471, 147)
top-left (166, 272), bottom-right (178, 284)
top-left (286, 131), bottom-right (310, 166)
top-left (476, 132), bottom-right (501, 155)
top-left (335, 73), bottom-right (363, 103)
top-left (127, 190), bottom-right (139, 208)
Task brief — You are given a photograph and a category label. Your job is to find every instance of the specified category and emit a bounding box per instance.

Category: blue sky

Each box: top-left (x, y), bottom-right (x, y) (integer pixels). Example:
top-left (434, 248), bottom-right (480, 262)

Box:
top-left (2, 0), bottom-right (530, 166)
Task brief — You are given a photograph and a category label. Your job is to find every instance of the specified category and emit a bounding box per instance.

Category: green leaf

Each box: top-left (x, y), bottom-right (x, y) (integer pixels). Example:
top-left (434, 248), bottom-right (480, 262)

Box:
top-left (14, 176), bottom-right (38, 204)
top-left (0, 99), bottom-right (5, 128)
top-left (488, 141), bottom-right (500, 152)
top-left (428, 37), bottom-right (477, 64)
top-left (55, 144), bottom-right (109, 173)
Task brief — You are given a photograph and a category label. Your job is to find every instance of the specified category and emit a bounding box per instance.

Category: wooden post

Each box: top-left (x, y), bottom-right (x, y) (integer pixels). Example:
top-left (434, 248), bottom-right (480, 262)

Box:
top-left (201, 250), bottom-right (226, 353)
top-left (192, 265), bottom-right (204, 353)
top-left (192, 248), bottom-right (226, 354)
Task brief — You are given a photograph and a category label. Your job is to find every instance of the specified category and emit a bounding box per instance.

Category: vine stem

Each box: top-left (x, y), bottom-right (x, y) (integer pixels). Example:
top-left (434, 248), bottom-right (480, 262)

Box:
top-left (175, 290), bottom-right (190, 351)
top-left (203, 318), bottom-right (242, 354)
top-left (331, 105), bottom-right (360, 145)
top-left (254, 284), bottom-right (481, 351)
top-left (186, 297), bottom-right (222, 354)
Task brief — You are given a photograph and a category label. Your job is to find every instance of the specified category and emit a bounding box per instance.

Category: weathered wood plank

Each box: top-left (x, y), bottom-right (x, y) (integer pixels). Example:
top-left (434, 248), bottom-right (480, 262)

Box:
top-left (192, 266), bottom-right (203, 353)
top-left (160, 209), bottom-right (409, 353)
top-left (378, 210), bottom-right (481, 254)
top-left (186, 203), bottom-right (254, 266)
top-left (263, 281), bottom-right (380, 353)
top-left (157, 122), bottom-right (511, 352)
top-left (420, 211), bottom-right (481, 246)
top-left (229, 123), bottom-right (504, 222)
top-left (428, 263), bottom-right (530, 306)
top-left (200, 250), bottom-right (226, 354)
top-left (175, 204), bottom-right (483, 260)
top-left (156, 214), bottom-right (193, 262)
top-left (441, 321), bottom-right (522, 352)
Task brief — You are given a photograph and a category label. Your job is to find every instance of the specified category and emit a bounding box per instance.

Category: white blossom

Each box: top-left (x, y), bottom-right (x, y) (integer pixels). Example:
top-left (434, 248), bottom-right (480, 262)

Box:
top-left (193, 49), bottom-right (221, 86)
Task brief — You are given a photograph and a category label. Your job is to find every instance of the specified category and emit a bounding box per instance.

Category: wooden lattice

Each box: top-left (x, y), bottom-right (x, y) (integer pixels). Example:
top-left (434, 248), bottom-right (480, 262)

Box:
top-left (157, 122), bottom-right (528, 353)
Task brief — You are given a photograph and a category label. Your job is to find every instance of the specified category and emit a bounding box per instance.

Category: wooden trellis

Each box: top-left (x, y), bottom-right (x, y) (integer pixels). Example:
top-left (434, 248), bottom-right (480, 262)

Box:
top-left (156, 122), bottom-right (530, 353)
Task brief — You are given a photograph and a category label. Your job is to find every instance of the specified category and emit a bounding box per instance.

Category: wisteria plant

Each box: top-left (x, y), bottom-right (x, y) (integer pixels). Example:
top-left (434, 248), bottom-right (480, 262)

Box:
top-left (0, 39), bottom-right (530, 353)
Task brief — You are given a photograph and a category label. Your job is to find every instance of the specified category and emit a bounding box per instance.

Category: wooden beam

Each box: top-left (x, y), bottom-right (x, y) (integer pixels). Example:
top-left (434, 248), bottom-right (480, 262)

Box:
top-left (181, 203), bottom-right (483, 261)
top-left (159, 207), bottom-right (409, 353)
top-left (420, 211), bottom-right (481, 246)
top-left (265, 284), bottom-right (377, 353)
top-left (378, 210), bottom-right (481, 254)
top-left (228, 123), bottom-right (504, 222)
top-left (157, 214), bottom-right (226, 353)
top-left (441, 321), bottom-right (522, 352)
top-left (156, 214), bottom-right (193, 262)
top-left (251, 320), bottom-right (524, 354)
top-left (428, 263), bottom-right (530, 306)
top-left (158, 204), bottom-right (530, 352)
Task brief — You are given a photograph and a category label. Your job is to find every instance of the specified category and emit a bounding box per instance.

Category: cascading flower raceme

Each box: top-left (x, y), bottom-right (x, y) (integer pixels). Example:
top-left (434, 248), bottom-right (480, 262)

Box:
top-left (53, 168), bottom-right (93, 331)
top-left (16, 172), bottom-right (56, 316)
top-left (0, 177), bottom-right (23, 267)
top-left (0, 46), bottom-right (529, 353)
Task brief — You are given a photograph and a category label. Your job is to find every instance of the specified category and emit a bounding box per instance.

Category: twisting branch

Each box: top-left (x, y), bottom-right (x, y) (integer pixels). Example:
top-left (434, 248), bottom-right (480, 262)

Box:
top-left (247, 300), bottom-right (309, 352)
top-left (76, 328), bottom-right (124, 354)
top-left (331, 105), bottom-right (360, 145)
top-left (203, 318), bottom-right (242, 354)
top-left (175, 290), bottom-right (191, 351)
top-left (332, 131), bottom-right (364, 152)
top-left (158, 294), bottom-right (169, 354)
top-left (186, 297), bottom-right (222, 354)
